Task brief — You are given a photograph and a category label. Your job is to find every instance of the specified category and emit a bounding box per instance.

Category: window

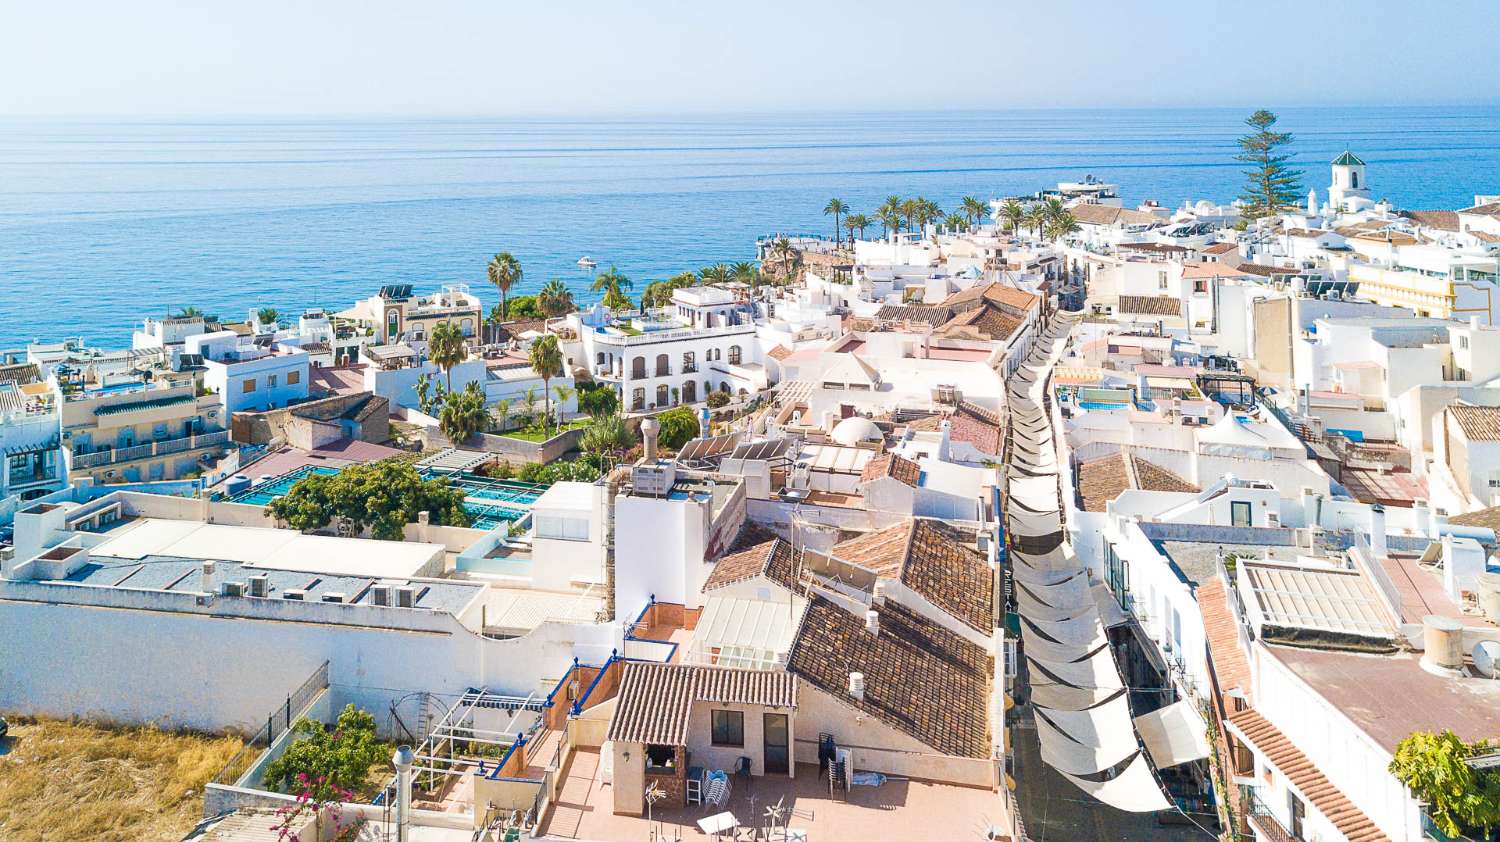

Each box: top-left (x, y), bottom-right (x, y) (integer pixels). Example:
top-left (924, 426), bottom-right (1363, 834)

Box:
top-left (1230, 500), bottom-right (1252, 528)
top-left (268, 374), bottom-right (278, 388)
top-left (711, 710), bottom-right (744, 747)
top-left (287, 370), bottom-right (300, 385)
top-left (682, 351), bottom-right (697, 373)
top-left (1288, 791), bottom-right (1305, 839)
top-left (1459, 335), bottom-right (1470, 349)
top-left (645, 744), bottom-right (676, 772)
top-left (1193, 279), bottom-right (1208, 294)
top-left (728, 345), bottom-right (742, 365)
top-left (242, 378), bottom-right (256, 394)
top-left (536, 515), bottom-right (589, 540)
top-left (1157, 271), bottom-right (1168, 290)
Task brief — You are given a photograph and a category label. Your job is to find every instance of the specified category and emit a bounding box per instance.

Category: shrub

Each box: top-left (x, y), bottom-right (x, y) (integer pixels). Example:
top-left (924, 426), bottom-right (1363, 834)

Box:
top-left (705, 391), bottom-right (730, 409)
top-left (263, 705), bottom-right (389, 800)
top-left (577, 385), bottom-right (619, 418)
top-left (655, 407), bottom-right (700, 450)
top-left (1390, 730), bottom-right (1500, 838)
top-left (266, 460), bottom-right (469, 540)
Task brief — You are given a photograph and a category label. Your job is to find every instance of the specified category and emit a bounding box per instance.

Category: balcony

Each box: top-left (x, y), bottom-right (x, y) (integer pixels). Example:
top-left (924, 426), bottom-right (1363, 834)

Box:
top-left (1245, 791), bottom-right (1298, 842)
top-left (71, 429), bottom-right (230, 470)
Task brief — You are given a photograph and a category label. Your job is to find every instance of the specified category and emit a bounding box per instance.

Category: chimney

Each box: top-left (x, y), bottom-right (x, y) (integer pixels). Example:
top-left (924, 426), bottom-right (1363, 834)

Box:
top-left (641, 417), bottom-right (660, 461)
top-left (937, 419), bottom-right (952, 462)
top-left (1420, 615), bottom-right (1464, 674)
top-left (200, 560), bottom-right (216, 594)
top-left (865, 610), bottom-right (880, 636)
top-left (393, 745), bottom-right (415, 842)
top-left (1369, 503), bottom-right (1388, 560)
top-left (872, 580), bottom-right (888, 604)
top-left (848, 672), bottom-right (865, 702)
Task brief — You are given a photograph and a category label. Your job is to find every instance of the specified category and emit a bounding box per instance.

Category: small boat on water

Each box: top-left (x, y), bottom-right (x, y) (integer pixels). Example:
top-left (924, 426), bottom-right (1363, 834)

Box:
top-left (577, 256), bottom-right (597, 270)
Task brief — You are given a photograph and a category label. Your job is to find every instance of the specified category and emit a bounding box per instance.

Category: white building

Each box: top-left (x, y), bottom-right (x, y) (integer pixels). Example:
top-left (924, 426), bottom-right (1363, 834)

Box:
top-left (0, 364), bottom-right (66, 502)
top-left (190, 330), bottom-right (311, 414)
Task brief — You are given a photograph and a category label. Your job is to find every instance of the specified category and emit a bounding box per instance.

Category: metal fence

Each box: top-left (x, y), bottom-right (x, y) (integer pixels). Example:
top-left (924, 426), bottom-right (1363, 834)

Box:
top-left (210, 660), bottom-right (331, 787)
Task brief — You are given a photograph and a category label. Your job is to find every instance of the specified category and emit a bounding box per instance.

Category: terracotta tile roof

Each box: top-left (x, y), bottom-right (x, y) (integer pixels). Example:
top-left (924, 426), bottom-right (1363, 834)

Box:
top-left (767, 344), bottom-right (793, 361)
top-left (1196, 578), bottom-right (1251, 695)
top-left (1284, 228), bottom-right (1334, 239)
top-left (939, 303), bottom-right (1025, 341)
top-left (1201, 242), bottom-right (1238, 255)
top-left (1077, 453), bottom-right (1130, 512)
top-left (1403, 210), bottom-right (1460, 232)
top-left (703, 536), bottom-right (802, 592)
top-left (829, 520), bottom-right (993, 633)
top-left (0, 362), bottom-right (42, 385)
top-left (949, 402), bottom-right (1003, 456)
top-left (1448, 403), bottom-right (1500, 441)
top-left (1229, 709), bottom-right (1390, 842)
top-left (944, 282), bottom-right (1041, 314)
top-left (1117, 295), bottom-right (1181, 317)
top-left (1235, 262), bottom-right (1285, 277)
top-left (1459, 201), bottom-right (1500, 217)
top-left (1118, 241), bottom-right (1190, 254)
top-left (872, 303), bottom-right (953, 328)
top-left (1352, 230), bottom-right (1418, 246)
top-left (1448, 505), bottom-right (1500, 534)
top-left (860, 453), bottom-right (922, 487)
top-left (607, 662), bottom-right (798, 746)
top-left (1130, 454), bottom-right (1197, 493)
top-left (1070, 204), bottom-right (1160, 227)
top-left (787, 595), bottom-right (992, 759)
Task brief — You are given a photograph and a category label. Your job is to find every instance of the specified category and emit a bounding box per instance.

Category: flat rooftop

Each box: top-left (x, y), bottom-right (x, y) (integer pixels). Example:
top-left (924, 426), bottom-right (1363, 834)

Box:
top-left (90, 518), bottom-right (445, 580)
top-left (62, 556), bottom-right (481, 615)
top-left (1268, 644), bottom-right (1500, 752)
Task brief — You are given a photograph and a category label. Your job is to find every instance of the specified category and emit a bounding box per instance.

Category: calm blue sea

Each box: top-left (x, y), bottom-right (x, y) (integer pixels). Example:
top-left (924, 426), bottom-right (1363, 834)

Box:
top-left (3, 107), bottom-right (1498, 348)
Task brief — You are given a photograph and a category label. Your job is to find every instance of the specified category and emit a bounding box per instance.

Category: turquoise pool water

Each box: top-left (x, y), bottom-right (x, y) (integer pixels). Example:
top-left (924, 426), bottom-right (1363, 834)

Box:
top-left (228, 464), bottom-right (545, 531)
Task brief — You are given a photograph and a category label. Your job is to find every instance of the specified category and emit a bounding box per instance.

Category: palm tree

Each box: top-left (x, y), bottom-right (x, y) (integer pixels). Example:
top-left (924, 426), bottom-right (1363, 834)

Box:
top-left (428, 320), bottom-right (467, 392)
top-left (999, 199), bottom-right (1027, 236)
top-left (591, 266), bottom-right (634, 310)
top-left (537, 279), bottom-right (575, 318)
top-left (492, 398), bottom-right (511, 433)
top-left (581, 412), bottom-right (633, 455)
top-left (730, 261), bottom-right (758, 285)
top-left (823, 198), bottom-right (848, 245)
top-left (176, 306), bottom-right (204, 319)
top-left (1041, 197), bottom-right (1067, 230)
top-left (1046, 210), bottom-right (1080, 242)
top-left (528, 334), bottom-right (564, 437)
top-left (521, 385), bottom-right (540, 429)
top-left (944, 212), bottom-right (970, 232)
top-left (487, 252), bottom-right (523, 322)
top-left (415, 373), bottom-right (434, 415)
top-left (844, 213), bottom-right (871, 246)
top-left (766, 238), bottom-right (799, 282)
top-left (960, 196), bottom-right (988, 228)
top-left (899, 198), bottom-right (919, 231)
top-left (699, 263), bottom-right (731, 287)
top-left (256, 307), bottom-right (279, 330)
top-left (552, 383), bottom-right (575, 426)
top-left (1024, 204), bottom-right (1049, 238)
top-left (438, 382), bottom-right (487, 446)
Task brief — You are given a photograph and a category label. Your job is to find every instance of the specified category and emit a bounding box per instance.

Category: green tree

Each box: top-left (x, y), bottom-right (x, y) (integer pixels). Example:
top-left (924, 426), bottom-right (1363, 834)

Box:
top-left (591, 266), bottom-right (633, 310)
top-left (960, 196), bottom-right (989, 227)
top-left (487, 251), bottom-right (523, 321)
top-left (492, 398), bottom-right (511, 433)
top-left (414, 372), bottom-right (434, 416)
top-left (823, 198), bottom-right (848, 245)
top-left (528, 334), bottom-right (564, 437)
top-left (263, 705), bottom-right (389, 800)
top-left (552, 382), bottom-right (575, 425)
top-left (998, 199), bottom-right (1026, 235)
top-left (439, 381), bottom-right (488, 446)
top-left (1390, 730), bottom-right (1500, 838)
top-left (1237, 109), bottom-right (1303, 219)
top-left (266, 460), bottom-right (469, 540)
top-left (520, 385), bottom-right (540, 429)
top-left (256, 307), bottom-right (279, 329)
top-left (698, 263), bottom-right (731, 287)
top-left (705, 390), bottom-right (730, 409)
top-left (944, 212), bottom-right (969, 232)
top-left (655, 406), bottom-right (700, 450)
top-left (730, 261), bottom-right (759, 289)
top-left (537, 279), bottom-right (575, 318)
top-left (578, 385), bottom-right (619, 418)
top-left (503, 295), bottom-right (543, 319)
top-left (877, 195), bottom-right (903, 237)
top-left (428, 320), bottom-right (467, 392)
top-left (581, 412), bottom-right (633, 455)
top-left (1046, 210), bottom-right (1080, 241)
top-left (1024, 203), bottom-right (1048, 238)
top-left (176, 306), bottom-right (204, 319)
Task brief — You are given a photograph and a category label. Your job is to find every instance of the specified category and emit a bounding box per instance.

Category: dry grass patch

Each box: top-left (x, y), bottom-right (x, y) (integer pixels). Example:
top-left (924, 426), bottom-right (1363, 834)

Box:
top-left (0, 716), bottom-right (243, 842)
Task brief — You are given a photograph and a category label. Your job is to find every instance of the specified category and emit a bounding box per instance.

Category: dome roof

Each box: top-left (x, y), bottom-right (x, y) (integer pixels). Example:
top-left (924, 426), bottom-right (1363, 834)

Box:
top-left (831, 416), bottom-right (882, 447)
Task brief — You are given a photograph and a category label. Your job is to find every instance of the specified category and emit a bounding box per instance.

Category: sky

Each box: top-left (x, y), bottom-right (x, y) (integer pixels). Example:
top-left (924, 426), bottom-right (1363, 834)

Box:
top-left (4, 0), bottom-right (1500, 116)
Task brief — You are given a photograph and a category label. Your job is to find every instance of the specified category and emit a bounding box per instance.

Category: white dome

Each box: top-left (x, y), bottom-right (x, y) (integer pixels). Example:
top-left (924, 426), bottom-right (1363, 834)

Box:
top-left (831, 416), bottom-right (882, 446)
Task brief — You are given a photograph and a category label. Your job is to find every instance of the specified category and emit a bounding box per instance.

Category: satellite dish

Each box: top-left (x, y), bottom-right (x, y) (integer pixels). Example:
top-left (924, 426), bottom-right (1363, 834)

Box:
top-left (1474, 640), bottom-right (1500, 679)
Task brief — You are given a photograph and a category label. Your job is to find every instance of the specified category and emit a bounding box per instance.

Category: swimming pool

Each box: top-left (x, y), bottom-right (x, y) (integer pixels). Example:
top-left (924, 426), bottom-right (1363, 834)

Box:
top-left (228, 465), bottom-right (341, 505)
top-left (229, 464), bottom-right (546, 531)
top-left (1077, 401), bottom-right (1129, 411)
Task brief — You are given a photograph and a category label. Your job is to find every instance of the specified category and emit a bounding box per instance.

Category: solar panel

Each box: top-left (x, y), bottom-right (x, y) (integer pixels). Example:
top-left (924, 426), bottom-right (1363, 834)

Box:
top-left (378, 284), bottom-right (413, 301)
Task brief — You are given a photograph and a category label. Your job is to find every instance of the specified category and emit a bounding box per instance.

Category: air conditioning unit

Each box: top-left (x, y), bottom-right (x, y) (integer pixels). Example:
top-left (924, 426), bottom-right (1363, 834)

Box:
top-left (221, 581), bottom-right (246, 597)
top-left (395, 586), bottom-right (416, 608)
top-left (247, 574), bottom-right (269, 598)
top-left (321, 592), bottom-right (345, 604)
top-left (370, 585), bottom-right (391, 607)
top-left (283, 589), bottom-right (306, 601)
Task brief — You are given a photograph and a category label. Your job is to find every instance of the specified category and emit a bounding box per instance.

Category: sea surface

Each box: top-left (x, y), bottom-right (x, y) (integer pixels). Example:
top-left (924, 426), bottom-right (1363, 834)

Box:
top-left (3, 107), bottom-right (1499, 348)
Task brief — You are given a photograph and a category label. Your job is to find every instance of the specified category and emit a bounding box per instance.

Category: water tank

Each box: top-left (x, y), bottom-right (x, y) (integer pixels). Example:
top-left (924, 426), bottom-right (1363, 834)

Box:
top-left (1421, 615), bottom-right (1465, 673)
top-left (1477, 572), bottom-right (1500, 623)
top-left (255, 474), bottom-right (275, 487)
top-left (224, 475), bottom-right (252, 497)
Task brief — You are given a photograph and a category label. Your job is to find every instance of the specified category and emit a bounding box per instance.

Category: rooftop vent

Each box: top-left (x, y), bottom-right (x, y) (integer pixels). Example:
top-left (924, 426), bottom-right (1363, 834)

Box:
top-left (395, 586), bottom-right (415, 608)
top-left (321, 592), bottom-right (346, 604)
top-left (849, 672), bottom-right (865, 702)
top-left (371, 585), bottom-right (391, 607)
top-left (283, 589), bottom-right (306, 601)
top-left (864, 610), bottom-right (880, 637)
top-left (247, 574), bottom-right (269, 598)
top-left (221, 581), bottom-right (245, 598)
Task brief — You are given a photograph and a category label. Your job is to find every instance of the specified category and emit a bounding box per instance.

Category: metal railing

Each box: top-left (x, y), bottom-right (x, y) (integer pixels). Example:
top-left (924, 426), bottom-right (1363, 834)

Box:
top-left (71, 429), bottom-right (230, 469)
top-left (210, 660), bottom-right (331, 787)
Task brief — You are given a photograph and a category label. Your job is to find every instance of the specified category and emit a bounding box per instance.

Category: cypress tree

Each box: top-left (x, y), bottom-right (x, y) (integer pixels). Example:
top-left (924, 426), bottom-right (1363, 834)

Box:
top-left (1237, 109), bottom-right (1303, 219)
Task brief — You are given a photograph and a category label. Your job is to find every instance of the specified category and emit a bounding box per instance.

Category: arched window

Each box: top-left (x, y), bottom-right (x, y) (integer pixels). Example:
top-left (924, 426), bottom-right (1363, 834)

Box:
top-left (728, 345), bottom-right (742, 365)
top-left (683, 380), bottom-right (697, 403)
top-left (656, 384), bottom-right (669, 406)
top-left (1351, 171), bottom-right (1359, 189)
top-left (631, 388), bottom-right (645, 411)
top-left (655, 353), bottom-right (670, 377)
top-left (631, 357), bottom-right (646, 380)
top-left (682, 351), bottom-right (697, 373)
top-left (720, 382), bottom-right (731, 394)
top-left (460, 318), bottom-right (474, 336)
top-left (596, 352), bottom-right (605, 366)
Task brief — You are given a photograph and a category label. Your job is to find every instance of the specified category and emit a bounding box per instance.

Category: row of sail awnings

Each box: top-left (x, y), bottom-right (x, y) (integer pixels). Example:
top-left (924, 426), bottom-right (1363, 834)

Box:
top-left (1001, 312), bottom-right (1201, 812)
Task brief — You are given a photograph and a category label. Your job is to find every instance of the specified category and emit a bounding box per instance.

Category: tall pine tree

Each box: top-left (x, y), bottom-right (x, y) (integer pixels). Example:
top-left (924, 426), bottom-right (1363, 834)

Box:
top-left (1237, 110), bottom-right (1303, 219)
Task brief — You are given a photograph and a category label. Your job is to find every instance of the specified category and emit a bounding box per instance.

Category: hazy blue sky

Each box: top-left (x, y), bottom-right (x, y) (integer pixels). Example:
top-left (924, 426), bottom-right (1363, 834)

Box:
top-left (5, 0), bottom-right (1499, 115)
